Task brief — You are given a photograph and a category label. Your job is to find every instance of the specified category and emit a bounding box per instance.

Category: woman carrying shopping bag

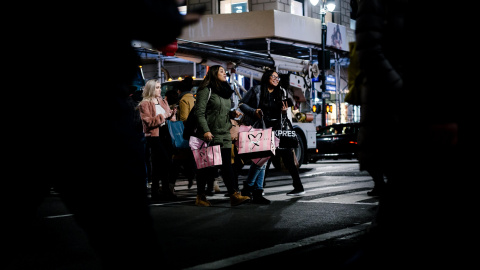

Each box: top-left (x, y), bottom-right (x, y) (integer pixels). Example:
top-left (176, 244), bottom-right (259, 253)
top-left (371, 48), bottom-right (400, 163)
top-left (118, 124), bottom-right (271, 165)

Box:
top-left (240, 69), bottom-right (306, 197)
top-left (193, 65), bottom-right (250, 206)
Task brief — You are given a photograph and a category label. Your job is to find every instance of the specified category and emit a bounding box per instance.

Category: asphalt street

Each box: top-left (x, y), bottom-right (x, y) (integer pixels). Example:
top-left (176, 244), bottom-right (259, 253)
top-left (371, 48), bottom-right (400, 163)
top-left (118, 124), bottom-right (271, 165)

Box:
top-left (9, 160), bottom-right (382, 270)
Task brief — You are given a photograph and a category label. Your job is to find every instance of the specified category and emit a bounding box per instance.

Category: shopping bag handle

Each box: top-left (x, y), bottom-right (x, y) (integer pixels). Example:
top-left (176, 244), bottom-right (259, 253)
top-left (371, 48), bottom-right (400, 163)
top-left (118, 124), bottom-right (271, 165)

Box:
top-left (280, 114), bottom-right (294, 131)
top-left (195, 138), bottom-right (210, 149)
top-left (252, 116), bottom-right (267, 130)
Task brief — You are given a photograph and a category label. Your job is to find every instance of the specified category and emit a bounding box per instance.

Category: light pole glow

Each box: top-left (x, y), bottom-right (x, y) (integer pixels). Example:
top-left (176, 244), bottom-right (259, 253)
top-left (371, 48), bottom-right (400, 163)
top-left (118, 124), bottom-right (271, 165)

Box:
top-left (310, 0), bottom-right (335, 126)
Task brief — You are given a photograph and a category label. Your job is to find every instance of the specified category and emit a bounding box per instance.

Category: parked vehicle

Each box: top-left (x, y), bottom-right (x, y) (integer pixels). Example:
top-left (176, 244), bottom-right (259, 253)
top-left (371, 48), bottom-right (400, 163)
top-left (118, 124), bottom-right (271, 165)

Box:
top-left (160, 78), bottom-right (203, 98)
top-left (311, 123), bottom-right (360, 161)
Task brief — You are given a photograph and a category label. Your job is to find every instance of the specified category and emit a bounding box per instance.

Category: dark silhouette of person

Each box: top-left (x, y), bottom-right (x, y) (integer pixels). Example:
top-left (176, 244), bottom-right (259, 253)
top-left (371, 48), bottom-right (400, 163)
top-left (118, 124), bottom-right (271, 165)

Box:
top-left (6, 1), bottom-right (204, 269)
top-left (344, 0), bottom-right (465, 268)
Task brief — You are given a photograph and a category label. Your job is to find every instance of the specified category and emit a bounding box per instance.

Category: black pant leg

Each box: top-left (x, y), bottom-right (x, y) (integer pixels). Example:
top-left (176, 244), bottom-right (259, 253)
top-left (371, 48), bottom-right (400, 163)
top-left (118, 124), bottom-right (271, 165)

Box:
top-left (280, 148), bottom-right (304, 190)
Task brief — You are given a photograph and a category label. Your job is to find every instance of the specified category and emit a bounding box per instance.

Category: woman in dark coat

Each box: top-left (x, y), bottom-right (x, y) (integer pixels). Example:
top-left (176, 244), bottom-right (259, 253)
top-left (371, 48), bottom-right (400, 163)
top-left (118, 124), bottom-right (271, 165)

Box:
top-left (193, 65), bottom-right (250, 206)
top-left (240, 69), bottom-right (305, 196)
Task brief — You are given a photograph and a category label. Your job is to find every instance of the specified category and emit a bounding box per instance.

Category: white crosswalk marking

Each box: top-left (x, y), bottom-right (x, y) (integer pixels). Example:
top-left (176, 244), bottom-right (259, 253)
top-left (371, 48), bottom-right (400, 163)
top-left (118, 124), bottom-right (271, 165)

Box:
top-left (263, 177), bottom-right (377, 204)
top-left (173, 175), bottom-right (378, 206)
top-left (304, 191), bottom-right (376, 205)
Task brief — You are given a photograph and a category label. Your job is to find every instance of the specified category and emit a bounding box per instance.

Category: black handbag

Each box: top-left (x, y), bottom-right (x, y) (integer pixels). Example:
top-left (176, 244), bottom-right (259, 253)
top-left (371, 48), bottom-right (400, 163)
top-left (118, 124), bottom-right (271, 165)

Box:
top-left (275, 114), bottom-right (298, 149)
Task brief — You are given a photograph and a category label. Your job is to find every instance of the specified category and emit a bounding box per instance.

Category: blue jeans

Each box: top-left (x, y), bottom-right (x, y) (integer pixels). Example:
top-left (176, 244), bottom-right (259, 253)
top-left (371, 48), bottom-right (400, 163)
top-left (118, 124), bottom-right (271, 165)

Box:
top-left (245, 162), bottom-right (267, 190)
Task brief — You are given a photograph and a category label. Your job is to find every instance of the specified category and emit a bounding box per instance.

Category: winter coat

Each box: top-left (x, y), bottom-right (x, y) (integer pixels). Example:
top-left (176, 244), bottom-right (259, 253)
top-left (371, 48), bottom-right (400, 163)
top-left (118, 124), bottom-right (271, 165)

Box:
top-left (240, 85), bottom-right (293, 127)
top-left (177, 91), bottom-right (195, 122)
top-left (138, 97), bottom-right (173, 137)
top-left (239, 85), bottom-right (262, 127)
top-left (355, 0), bottom-right (406, 171)
top-left (194, 87), bottom-right (233, 149)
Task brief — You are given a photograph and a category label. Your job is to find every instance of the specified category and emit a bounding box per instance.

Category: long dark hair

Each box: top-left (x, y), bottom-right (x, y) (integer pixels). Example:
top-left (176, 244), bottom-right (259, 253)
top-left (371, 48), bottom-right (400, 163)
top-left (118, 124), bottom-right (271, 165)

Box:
top-left (259, 69), bottom-right (283, 108)
top-left (198, 65), bottom-right (223, 91)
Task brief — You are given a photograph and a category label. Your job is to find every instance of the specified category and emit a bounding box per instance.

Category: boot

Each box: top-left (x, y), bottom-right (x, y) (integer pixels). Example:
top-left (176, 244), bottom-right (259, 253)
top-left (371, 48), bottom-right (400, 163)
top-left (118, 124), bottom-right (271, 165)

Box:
top-left (252, 189), bottom-right (271, 205)
top-left (195, 194), bottom-right (211, 206)
top-left (230, 191), bottom-right (250, 206)
top-left (241, 181), bottom-right (252, 198)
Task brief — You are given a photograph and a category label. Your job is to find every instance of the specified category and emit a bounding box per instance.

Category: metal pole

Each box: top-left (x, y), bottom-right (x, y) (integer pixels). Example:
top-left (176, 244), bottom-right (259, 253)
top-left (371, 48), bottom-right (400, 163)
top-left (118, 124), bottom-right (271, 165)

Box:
top-left (158, 52), bottom-right (163, 83)
top-left (335, 52), bottom-right (340, 123)
top-left (320, 5), bottom-right (327, 127)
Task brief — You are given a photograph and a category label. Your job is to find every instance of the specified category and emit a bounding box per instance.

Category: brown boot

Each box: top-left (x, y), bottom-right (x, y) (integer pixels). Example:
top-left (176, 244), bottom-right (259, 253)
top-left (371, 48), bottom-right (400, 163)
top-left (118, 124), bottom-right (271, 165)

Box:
top-left (230, 191), bottom-right (251, 206)
top-left (195, 194), bottom-right (211, 206)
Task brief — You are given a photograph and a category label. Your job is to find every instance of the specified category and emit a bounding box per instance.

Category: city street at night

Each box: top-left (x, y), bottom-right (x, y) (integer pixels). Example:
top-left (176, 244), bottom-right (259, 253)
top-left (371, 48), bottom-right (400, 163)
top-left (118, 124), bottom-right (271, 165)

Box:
top-left (12, 160), bottom-right (381, 269)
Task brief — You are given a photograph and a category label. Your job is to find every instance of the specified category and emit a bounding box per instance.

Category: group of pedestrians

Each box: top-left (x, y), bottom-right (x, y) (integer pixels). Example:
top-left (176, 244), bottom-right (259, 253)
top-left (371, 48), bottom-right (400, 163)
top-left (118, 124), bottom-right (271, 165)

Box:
top-left (137, 66), bottom-right (307, 207)
top-left (11, 1), bottom-right (468, 269)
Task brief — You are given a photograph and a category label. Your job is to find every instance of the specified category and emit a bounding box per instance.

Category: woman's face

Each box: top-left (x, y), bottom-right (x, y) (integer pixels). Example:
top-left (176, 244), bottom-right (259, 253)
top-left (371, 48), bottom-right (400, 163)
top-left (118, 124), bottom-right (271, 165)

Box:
top-left (217, 67), bottom-right (227, 82)
top-left (154, 82), bottom-right (161, 97)
top-left (269, 72), bottom-right (280, 87)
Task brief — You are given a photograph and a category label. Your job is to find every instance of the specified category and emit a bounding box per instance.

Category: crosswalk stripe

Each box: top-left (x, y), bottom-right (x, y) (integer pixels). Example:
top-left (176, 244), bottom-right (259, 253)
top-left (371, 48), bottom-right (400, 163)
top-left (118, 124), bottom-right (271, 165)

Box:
top-left (170, 176), bottom-right (377, 205)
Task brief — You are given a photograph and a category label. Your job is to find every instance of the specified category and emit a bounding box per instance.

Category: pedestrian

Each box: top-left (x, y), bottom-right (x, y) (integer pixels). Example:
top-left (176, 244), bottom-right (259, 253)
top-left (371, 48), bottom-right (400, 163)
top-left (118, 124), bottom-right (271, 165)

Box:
top-left (138, 79), bottom-right (178, 201)
top-left (240, 69), bottom-right (306, 197)
top-left (176, 75), bottom-right (197, 189)
top-left (7, 1), bottom-right (205, 269)
top-left (165, 88), bottom-right (179, 111)
top-left (177, 76), bottom-right (195, 122)
top-left (345, 0), bottom-right (463, 268)
top-left (193, 65), bottom-right (251, 206)
top-left (127, 85), bottom-right (150, 187)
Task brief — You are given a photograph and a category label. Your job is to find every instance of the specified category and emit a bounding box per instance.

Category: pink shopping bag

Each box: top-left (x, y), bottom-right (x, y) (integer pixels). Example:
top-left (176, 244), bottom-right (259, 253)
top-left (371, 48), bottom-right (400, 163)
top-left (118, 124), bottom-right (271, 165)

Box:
top-left (237, 127), bottom-right (276, 159)
top-left (251, 156), bottom-right (270, 167)
top-left (249, 132), bottom-right (279, 166)
top-left (192, 143), bottom-right (222, 169)
top-left (189, 136), bottom-right (207, 150)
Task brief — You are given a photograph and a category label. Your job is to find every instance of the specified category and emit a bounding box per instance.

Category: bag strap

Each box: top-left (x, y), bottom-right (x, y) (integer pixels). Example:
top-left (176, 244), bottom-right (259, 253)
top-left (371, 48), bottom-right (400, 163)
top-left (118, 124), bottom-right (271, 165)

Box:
top-left (281, 114), bottom-right (293, 131)
top-left (251, 116), bottom-right (267, 130)
top-left (198, 138), bottom-right (209, 149)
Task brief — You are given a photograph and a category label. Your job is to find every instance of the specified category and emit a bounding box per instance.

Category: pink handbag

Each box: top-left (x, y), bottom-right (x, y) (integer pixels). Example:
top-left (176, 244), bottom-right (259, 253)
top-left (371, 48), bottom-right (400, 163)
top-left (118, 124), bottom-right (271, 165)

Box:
top-left (189, 136), bottom-right (206, 150)
top-left (251, 156), bottom-right (270, 167)
top-left (250, 134), bottom-right (279, 166)
top-left (237, 125), bottom-right (276, 160)
top-left (189, 136), bottom-right (222, 169)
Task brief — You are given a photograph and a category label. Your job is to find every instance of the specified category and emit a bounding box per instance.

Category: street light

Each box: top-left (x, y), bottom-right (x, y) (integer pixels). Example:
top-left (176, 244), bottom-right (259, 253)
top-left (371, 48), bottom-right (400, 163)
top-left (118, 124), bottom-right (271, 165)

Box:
top-left (310, 0), bottom-right (335, 127)
top-left (325, 0), bottom-right (336, 12)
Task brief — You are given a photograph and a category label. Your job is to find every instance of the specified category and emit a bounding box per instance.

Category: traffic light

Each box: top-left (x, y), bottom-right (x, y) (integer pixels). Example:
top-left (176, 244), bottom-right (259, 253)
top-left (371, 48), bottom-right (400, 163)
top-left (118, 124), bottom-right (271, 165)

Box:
top-left (318, 50), bottom-right (331, 69)
top-left (312, 103), bottom-right (321, 114)
top-left (326, 104), bottom-right (333, 113)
